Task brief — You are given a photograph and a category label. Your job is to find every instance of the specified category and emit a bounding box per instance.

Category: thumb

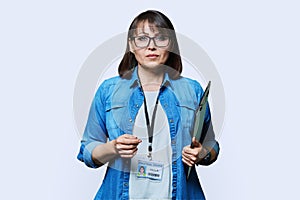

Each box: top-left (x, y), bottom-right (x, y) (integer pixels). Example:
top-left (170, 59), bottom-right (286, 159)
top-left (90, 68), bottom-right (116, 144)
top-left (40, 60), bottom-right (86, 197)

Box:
top-left (192, 137), bottom-right (201, 148)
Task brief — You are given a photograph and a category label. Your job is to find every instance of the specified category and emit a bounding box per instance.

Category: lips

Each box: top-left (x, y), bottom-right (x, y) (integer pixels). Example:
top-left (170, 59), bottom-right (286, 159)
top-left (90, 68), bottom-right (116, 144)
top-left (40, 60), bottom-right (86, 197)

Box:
top-left (146, 54), bottom-right (159, 58)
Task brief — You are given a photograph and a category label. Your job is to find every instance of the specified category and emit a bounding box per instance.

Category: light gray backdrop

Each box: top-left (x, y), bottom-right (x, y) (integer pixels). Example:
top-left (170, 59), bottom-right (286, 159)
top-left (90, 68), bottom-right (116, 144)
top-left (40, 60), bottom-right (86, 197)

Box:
top-left (0, 1), bottom-right (299, 200)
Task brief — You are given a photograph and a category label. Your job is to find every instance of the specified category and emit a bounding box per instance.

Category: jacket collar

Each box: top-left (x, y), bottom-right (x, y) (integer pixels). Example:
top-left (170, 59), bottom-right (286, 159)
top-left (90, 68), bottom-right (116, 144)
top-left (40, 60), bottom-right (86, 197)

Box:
top-left (129, 66), bottom-right (174, 90)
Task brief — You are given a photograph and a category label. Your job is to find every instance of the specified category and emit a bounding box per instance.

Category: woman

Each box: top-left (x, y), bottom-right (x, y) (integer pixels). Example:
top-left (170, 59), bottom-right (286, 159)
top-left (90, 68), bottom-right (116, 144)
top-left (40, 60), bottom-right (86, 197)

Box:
top-left (77, 10), bottom-right (220, 200)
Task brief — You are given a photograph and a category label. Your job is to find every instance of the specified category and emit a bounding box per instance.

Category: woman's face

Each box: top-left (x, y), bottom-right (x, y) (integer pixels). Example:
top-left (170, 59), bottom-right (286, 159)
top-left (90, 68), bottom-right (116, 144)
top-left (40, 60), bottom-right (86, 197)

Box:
top-left (140, 167), bottom-right (144, 173)
top-left (129, 21), bottom-right (170, 70)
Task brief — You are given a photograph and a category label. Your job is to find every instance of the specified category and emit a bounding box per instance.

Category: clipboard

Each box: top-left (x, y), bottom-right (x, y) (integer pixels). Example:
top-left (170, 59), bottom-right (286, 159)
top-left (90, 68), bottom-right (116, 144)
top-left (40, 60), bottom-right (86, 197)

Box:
top-left (186, 81), bottom-right (211, 180)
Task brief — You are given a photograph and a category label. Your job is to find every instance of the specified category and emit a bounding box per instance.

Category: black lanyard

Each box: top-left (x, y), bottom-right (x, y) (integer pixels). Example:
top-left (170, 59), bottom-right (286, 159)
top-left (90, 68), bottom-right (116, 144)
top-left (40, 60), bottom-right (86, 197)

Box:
top-left (140, 85), bottom-right (159, 160)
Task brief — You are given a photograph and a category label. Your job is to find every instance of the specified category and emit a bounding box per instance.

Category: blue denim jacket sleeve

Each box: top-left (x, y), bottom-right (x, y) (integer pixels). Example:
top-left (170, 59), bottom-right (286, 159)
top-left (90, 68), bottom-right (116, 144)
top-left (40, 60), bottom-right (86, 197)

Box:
top-left (200, 106), bottom-right (220, 165)
top-left (77, 81), bottom-right (109, 168)
top-left (187, 79), bottom-right (220, 165)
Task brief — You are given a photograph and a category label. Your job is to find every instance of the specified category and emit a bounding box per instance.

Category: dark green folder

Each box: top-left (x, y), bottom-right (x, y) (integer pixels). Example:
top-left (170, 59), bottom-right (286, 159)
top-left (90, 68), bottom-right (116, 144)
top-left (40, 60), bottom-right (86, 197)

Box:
top-left (186, 81), bottom-right (211, 180)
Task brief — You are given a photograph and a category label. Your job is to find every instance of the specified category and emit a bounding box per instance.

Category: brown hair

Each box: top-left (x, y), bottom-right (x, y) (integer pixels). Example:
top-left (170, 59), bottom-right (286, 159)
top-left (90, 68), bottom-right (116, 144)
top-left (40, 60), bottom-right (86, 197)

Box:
top-left (118, 10), bottom-right (182, 79)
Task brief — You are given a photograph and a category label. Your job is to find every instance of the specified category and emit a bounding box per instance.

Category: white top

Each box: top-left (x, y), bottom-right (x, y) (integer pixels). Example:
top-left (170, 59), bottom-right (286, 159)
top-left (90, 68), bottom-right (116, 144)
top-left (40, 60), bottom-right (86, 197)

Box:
top-left (129, 91), bottom-right (172, 200)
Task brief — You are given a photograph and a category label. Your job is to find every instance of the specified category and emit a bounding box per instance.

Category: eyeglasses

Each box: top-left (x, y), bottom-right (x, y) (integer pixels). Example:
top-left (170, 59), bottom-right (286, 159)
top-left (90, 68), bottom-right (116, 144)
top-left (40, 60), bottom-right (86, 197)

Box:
top-left (132, 35), bottom-right (170, 48)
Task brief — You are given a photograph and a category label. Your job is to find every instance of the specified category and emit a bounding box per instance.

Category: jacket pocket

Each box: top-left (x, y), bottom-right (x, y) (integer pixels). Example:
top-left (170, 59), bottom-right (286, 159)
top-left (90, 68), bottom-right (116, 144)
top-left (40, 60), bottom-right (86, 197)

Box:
top-left (105, 101), bottom-right (128, 131)
top-left (176, 100), bottom-right (198, 128)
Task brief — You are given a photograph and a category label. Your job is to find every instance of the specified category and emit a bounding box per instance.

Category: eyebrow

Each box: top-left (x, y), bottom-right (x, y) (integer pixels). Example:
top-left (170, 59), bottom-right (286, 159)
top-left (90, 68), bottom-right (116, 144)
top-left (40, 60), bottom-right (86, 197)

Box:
top-left (136, 32), bottom-right (161, 36)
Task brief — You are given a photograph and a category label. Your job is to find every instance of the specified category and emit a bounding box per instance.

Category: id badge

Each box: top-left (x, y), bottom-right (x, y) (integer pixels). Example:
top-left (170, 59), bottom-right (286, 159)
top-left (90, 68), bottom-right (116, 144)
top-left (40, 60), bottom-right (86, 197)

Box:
top-left (137, 160), bottom-right (163, 181)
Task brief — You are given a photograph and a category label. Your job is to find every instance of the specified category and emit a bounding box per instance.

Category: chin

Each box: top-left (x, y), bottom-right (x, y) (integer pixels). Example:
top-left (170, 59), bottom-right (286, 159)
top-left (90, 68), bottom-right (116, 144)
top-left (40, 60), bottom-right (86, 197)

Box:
top-left (142, 62), bottom-right (164, 69)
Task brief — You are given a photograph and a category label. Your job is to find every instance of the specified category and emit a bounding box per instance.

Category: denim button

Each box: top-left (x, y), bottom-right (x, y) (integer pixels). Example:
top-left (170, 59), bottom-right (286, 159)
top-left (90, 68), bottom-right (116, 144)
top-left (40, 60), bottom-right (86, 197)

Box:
top-left (171, 140), bottom-right (176, 144)
top-left (173, 161), bottom-right (176, 165)
top-left (124, 183), bottom-right (128, 187)
top-left (169, 119), bottom-right (173, 123)
top-left (173, 183), bottom-right (176, 187)
top-left (135, 104), bottom-right (139, 108)
top-left (129, 119), bottom-right (132, 122)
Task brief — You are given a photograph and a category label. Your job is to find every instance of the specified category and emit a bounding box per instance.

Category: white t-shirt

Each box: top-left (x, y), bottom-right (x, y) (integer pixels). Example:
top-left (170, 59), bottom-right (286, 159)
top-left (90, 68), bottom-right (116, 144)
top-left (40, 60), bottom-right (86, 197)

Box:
top-left (129, 91), bottom-right (172, 200)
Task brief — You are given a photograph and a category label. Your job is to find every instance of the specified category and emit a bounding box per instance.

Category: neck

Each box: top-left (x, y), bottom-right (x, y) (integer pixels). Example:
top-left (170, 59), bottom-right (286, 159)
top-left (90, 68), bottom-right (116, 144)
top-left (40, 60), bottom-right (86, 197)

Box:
top-left (137, 65), bottom-right (164, 91)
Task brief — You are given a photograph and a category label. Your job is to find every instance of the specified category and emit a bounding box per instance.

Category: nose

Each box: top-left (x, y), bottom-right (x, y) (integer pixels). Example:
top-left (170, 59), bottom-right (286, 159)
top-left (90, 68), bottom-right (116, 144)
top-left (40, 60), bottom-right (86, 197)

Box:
top-left (147, 38), bottom-right (156, 49)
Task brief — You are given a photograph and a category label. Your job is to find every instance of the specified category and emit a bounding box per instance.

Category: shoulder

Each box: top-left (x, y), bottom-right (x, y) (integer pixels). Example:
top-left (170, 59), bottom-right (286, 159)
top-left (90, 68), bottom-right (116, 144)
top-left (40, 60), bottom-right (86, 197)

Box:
top-left (94, 76), bottom-right (121, 100)
top-left (171, 76), bottom-right (204, 94)
top-left (100, 76), bottom-right (121, 88)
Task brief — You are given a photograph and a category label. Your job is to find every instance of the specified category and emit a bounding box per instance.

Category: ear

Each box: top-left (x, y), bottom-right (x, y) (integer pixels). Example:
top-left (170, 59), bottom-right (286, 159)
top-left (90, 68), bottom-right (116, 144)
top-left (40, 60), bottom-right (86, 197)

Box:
top-left (128, 40), bottom-right (135, 54)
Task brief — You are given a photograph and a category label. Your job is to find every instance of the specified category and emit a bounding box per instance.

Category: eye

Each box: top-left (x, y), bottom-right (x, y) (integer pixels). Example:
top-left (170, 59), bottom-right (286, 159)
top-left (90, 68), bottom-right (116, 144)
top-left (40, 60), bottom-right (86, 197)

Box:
top-left (155, 35), bottom-right (168, 41)
top-left (136, 36), bottom-right (148, 41)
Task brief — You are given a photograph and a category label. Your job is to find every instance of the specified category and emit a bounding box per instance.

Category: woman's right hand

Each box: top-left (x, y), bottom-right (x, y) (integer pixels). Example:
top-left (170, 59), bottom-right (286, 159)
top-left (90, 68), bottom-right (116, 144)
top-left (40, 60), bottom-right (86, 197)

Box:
top-left (113, 134), bottom-right (142, 158)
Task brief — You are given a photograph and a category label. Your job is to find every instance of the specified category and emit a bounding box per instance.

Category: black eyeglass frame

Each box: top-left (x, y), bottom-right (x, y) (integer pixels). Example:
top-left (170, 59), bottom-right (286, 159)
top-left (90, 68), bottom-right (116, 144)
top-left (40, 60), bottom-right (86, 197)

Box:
top-left (130, 35), bottom-right (171, 48)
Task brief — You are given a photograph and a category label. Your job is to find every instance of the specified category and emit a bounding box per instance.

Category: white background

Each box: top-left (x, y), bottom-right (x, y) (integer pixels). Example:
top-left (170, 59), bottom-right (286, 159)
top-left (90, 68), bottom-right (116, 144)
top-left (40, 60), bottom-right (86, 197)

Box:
top-left (1, 1), bottom-right (299, 199)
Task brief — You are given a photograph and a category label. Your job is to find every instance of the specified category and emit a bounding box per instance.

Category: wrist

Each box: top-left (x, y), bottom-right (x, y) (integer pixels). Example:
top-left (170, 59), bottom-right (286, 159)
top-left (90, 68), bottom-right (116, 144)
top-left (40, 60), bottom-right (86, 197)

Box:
top-left (109, 140), bottom-right (118, 155)
top-left (197, 147), bottom-right (211, 165)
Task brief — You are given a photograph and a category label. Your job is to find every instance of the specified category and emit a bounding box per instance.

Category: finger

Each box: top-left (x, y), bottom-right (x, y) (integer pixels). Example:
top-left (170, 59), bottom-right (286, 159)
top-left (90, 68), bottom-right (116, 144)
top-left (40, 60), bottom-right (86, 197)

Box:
top-left (182, 152), bottom-right (197, 163)
top-left (119, 151), bottom-right (137, 158)
top-left (121, 134), bottom-right (142, 142)
top-left (120, 154), bottom-right (135, 158)
top-left (116, 137), bottom-right (142, 145)
top-left (123, 134), bottom-right (139, 139)
top-left (182, 157), bottom-right (193, 166)
top-left (181, 155), bottom-right (191, 166)
top-left (181, 153), bottom-right (190, 162)
top-left (192, 137), bottom-right (201, 148)
top-left (115, 144), bottom-right (138, 150)
top-left (182, 153), bottom-right (196, 167)
top-left (118, 149), bottom-right (138, 157)
top-left (122, 134), bottom-right (143, 143)
top-left (118, 147), bottom-right (138, 154)
top-left (183, 146), bottom-right (200, 157)
top-left (183, 145), bottom-right (196, 154)
top-left (182, 158), bottom-right (192, 166)
top-left (183, 146), bottom-right (194, 154)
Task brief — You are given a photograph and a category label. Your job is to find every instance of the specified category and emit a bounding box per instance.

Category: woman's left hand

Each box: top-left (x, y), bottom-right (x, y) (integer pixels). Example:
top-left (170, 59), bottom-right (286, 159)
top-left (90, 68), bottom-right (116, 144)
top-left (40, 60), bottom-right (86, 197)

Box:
top-left (182, 137), bottom-right (208, 167)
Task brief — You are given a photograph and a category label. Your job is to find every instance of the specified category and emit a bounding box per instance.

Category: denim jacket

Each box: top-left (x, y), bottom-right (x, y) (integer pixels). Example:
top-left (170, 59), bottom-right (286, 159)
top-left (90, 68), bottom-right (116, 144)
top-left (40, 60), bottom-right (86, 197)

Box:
top-left (77, 67), bottom-right (220, 200)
